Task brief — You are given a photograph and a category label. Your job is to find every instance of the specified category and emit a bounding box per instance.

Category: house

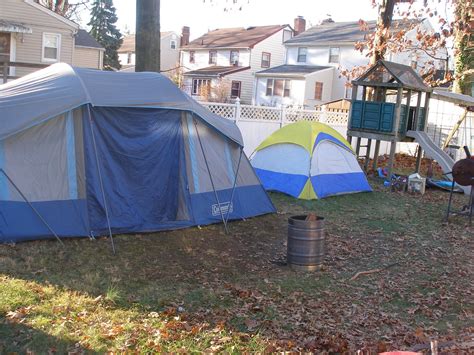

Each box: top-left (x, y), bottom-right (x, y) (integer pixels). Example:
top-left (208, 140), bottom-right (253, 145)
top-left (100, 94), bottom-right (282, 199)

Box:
top-left (254, 65), bottom-right (334, 107)
top-left (180, 24), bottom-right (294, 104)
top-left (0, 0), bottom-right (104, 80)
top-left (254, 18), bottom-right (448, 108)
top-left (118, 31), bottom-right (181, 74)
top-left (72, 29), bottom-right (104, 70)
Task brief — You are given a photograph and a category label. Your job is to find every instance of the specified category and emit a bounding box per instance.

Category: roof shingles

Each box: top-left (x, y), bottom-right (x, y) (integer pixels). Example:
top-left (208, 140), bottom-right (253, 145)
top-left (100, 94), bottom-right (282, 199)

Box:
top-left (285, 19), bottom-right (421, 45)
top-left (118, 32), bottom-right (174, 53)
top-left (256, 64), bottom-right (331, 78)
top-left (75, 29), bottom-right (103, 49)
top-left (184, 66), bottom-right (250, 77)
top-left (183, 25), bottom-right (288, 49)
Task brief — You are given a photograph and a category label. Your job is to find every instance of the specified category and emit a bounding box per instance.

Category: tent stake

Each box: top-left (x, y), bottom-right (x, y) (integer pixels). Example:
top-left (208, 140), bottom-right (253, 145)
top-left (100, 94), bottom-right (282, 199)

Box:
top-left (193, 118), bottom-right (229, 233)
top-left (224, 147), bottom-right (243, 225)
top-left (0, 168), bottom-right (64, 246)
top-left (86, 105), bottom-right (116, 255)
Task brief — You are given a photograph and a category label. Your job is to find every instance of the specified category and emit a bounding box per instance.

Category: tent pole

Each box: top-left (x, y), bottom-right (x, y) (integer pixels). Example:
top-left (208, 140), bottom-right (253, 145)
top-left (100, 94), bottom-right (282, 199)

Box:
top-left (0, 168), bottom-right (64, 246)
top-left (193, 118), bottom-right (229, 233)
top-left (86, 105), bottom-right (116, 255)
top-left (224, 146), bottom-right (243, 225)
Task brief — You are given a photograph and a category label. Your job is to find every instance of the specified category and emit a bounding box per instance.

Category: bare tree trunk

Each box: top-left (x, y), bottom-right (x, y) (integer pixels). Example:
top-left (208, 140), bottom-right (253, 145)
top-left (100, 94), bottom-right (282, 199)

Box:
top-left (135, 0), bottom-right (160, 72)
top-left (370, 0), bottom-right (396, 65)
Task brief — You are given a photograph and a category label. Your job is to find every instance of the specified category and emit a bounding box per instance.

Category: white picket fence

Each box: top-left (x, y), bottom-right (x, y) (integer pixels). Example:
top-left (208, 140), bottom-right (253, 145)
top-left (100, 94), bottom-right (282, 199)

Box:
top-left (201, 100), bottom-right (474, 160)
top-left (201, 101), bottom-right (350, 155)
top-left (202, 101), bottom-right (349, 125)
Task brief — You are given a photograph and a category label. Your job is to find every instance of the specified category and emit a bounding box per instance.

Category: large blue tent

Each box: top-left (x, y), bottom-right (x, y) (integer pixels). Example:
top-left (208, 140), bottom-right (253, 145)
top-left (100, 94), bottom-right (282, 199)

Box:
top-left (0, 64), bottom-right (275, 243)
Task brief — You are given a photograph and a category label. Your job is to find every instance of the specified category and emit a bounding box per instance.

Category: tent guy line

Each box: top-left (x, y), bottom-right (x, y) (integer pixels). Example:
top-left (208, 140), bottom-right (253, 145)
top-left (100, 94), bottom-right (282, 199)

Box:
top-left (0, 168), bottom-right (64, 246)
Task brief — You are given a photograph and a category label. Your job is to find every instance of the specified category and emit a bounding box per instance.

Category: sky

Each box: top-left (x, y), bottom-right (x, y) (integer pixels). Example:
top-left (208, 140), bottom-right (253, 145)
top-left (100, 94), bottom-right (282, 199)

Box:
top-left (83, 0), bottom-right (381, 39)
top-left (79, 0), bottom-right (454, 41)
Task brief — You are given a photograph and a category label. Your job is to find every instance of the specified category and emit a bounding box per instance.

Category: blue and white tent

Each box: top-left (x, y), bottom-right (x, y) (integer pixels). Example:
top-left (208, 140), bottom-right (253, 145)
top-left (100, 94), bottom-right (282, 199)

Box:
top-left (251, 121), bottom-right (372, 199)
top-left (0, 63), bottom-right (275, 243)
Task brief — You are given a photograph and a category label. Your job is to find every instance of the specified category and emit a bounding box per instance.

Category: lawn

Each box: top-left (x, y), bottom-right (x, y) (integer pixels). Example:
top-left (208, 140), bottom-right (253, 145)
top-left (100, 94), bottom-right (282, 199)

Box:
top-left (0, 178), bottom-right (473, 353)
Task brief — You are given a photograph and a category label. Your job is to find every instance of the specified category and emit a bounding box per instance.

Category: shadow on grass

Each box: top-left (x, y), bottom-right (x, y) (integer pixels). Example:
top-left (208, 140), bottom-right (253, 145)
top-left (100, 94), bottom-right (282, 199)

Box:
top-left (0, 317), bottom-right (95, 354)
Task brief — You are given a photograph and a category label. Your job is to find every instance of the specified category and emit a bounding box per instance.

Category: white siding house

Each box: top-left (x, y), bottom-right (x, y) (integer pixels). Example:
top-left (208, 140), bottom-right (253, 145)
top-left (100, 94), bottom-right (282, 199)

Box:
top-left (180, 25), bottom-right (293, 104)
top-left (254, 18), bottom-right (448, 108)
top-left (118, 31), bottom-right (181, 74)
top-left (254, 65), bottom-right (334, 107)
top-left (0, 0), bottom-right (103, 80)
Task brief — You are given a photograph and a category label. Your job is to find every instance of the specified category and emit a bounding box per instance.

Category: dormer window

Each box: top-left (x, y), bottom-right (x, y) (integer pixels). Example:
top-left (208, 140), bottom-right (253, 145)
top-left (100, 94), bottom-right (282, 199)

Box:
top-left (297, 47), bottom-right (307, 63)
top-left (230, 50), bottom-right (239, 65)
top-left (209, 50), bottom-right (217, 64)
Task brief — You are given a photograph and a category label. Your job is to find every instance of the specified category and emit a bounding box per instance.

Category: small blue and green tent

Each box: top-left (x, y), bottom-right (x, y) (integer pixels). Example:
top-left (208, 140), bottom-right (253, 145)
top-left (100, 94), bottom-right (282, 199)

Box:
top-left (251, 121), bottom-right (372, 199)
top-left (0, 64), bottom-right (275, 243)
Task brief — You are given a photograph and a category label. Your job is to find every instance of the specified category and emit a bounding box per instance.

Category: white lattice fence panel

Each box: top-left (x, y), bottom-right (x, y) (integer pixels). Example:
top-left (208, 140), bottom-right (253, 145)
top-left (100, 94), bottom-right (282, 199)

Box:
top-left (285, 109), bottom-right (323, 122)
top-left (202, 103), bottom-right (236, 120)
top-left (240, 105), bottom-right (281, 121)
top-left (322, 111), bottom-right (349, 125)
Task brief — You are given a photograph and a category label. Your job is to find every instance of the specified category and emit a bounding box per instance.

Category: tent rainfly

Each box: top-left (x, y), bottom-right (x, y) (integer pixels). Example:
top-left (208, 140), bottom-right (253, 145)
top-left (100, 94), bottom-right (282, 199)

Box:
top-left (0, 63), bottom-right (275, 243)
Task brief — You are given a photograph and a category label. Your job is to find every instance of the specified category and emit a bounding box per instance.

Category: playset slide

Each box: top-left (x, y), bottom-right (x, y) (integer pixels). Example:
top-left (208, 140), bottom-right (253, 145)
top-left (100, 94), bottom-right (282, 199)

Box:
top-left (406, 130), bottom-right (470, 194)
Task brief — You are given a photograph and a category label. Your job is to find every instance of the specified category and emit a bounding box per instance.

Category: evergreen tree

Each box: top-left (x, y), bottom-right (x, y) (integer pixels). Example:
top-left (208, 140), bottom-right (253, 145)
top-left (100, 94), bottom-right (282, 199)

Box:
top-left (88, 0), bottom-right (123, 70)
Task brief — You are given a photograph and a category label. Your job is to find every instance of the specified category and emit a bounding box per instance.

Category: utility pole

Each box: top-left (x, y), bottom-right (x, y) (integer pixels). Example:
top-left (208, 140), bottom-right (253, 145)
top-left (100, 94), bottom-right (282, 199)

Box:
top-left (135, 0), bottom-right (160, 72)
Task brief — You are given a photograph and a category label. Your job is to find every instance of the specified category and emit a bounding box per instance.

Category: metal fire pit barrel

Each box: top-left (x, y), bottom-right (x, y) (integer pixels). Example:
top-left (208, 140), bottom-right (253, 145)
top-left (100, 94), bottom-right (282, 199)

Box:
top-left (287, 215), bottom-right (325, 271)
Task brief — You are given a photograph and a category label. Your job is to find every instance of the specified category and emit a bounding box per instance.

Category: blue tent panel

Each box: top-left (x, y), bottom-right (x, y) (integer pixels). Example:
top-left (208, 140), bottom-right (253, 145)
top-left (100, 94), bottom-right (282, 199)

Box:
top-left (0, 200), bottom-right (89, 242)
top-left (254, 168), bottom-right (308, 198)
top-left (83, 107), bottom-right (188, 234)
top-left (311, 172), bottom-right (372, 199)
top-left (190, 185), bottom-right (276, 225)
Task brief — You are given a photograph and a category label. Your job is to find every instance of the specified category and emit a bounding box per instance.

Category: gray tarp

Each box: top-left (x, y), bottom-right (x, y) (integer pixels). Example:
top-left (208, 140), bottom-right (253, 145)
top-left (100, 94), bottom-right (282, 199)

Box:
top-left (432, 89), bottom-right (474, 107)
top-left (0, 63), bottom-right (243, 145)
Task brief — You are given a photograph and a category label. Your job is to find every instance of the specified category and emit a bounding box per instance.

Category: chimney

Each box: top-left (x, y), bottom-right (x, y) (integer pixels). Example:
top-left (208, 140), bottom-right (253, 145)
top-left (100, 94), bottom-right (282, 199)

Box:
top-left (294, 16), bottom-right (306, 36)
top-left (181, 26), bottom-right (190, 46)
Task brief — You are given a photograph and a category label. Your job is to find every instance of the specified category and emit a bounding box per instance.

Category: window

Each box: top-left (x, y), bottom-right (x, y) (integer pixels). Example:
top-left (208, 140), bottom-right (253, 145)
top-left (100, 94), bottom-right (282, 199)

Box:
top-left (261, 52), bottom-right (271, 68)
top-left (230, 50), bottom-right (239, 65)
top-left (170, 40), bottom-right (177, 49)
top-left (127, 52), bottom-right (132, 64)
top-left (411, 60), bottom-right (417, 69)
top-left (189, 51), bottom-right (195, 63)
top-left (274, 79), bottom-right (284, 96)
top-left (42, 33), bottom-right (61, 62)
top-left (314, 82), bottom-right (324, 100)
top-left (192, 79), bottom-right (211, 96)
top-left (329, 47), bottom-right (340, 63)
top-left (283, 80), bottom-right (291, 97)
top-left (209, 50), bottom-right (217, 64)
top-left (344, 85), bottom-right (352, 99)
top-left (231, 81), bottom-right (241, 98)
top-left (297, 47), bottom-right (307, 63)
top-left (266, 79), bottom-right (291, 97)
top-left (266, 79), bottom-right (273, 96)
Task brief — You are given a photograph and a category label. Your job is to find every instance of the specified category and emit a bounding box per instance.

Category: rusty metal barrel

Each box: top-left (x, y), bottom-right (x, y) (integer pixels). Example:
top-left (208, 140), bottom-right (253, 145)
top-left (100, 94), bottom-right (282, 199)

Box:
top-left (287, 215), bottom-right (325, 271)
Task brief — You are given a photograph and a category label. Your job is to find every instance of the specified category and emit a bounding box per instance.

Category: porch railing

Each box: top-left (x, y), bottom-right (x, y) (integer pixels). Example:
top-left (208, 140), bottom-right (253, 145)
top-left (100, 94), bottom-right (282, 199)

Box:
top-left (1, 60), bottom-right (49, 83)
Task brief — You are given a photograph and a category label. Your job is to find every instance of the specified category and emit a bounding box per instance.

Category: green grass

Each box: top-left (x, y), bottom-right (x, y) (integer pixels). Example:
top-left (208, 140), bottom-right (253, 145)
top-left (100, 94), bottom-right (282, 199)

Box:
top-left (0, 180), bottom-right (472, 352)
